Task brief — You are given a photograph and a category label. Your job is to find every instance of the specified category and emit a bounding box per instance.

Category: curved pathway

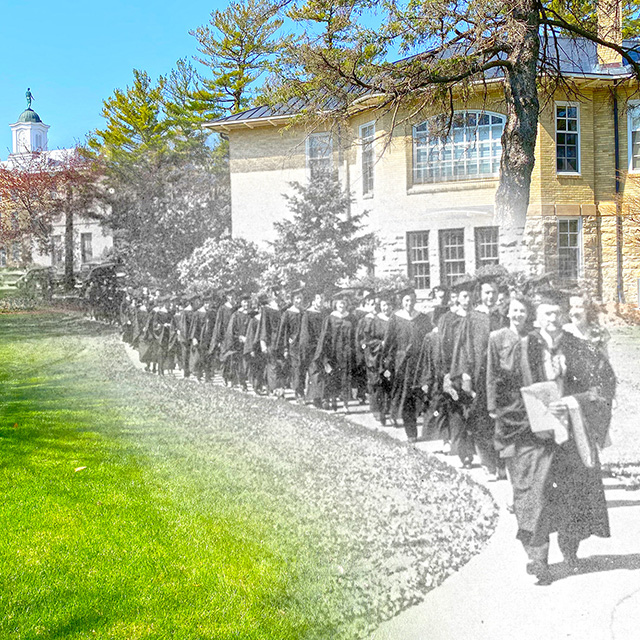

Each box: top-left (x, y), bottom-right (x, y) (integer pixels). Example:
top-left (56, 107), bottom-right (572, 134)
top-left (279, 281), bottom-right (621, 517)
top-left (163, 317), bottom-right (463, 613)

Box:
top-left (346, 411), bottom-right (640, 640)
top-left (122, 336), bottom-right (640, 640)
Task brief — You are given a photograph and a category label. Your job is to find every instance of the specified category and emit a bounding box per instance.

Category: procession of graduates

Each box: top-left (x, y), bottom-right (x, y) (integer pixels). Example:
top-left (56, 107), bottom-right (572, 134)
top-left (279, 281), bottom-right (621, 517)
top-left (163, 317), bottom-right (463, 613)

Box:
top-left (108, 269), bottom-right (616, 587)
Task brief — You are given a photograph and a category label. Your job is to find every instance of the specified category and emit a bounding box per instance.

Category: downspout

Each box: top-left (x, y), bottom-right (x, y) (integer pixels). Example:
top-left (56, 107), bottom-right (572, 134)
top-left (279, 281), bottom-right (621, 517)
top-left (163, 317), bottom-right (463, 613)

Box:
top-left (613, 82), bottom-right (625, 303)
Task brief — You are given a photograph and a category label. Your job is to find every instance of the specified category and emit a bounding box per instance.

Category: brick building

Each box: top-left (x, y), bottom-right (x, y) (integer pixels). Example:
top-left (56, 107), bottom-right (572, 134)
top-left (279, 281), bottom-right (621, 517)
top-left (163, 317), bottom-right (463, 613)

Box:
top-left (205, 34), bottom-right (640, 305)
top-left (1, 102), bottom-right (113, 272)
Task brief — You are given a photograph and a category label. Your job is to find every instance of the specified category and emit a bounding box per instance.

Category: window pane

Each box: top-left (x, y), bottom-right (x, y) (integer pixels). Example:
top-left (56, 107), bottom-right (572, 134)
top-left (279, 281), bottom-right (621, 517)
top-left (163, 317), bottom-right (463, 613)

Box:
top-left (414, 111), bottom-right (504, 184)
top-left (407, 231), bottom-right (430, 289)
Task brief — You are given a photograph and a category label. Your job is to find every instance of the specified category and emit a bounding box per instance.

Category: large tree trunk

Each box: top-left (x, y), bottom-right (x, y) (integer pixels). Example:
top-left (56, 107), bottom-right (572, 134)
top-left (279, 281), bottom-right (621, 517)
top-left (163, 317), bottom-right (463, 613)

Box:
top-left (64, 193), bottom-right (75, 292)
top-left (494, 0), bottom-right (540, 267)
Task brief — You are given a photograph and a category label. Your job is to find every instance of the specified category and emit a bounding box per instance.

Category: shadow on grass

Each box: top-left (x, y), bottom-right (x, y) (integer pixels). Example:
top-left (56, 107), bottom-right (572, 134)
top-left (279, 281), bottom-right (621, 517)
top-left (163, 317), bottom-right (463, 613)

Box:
top-left (44, 611), bottom-right (109, 640)
top-left (0, 312), bottom-right (116, 343)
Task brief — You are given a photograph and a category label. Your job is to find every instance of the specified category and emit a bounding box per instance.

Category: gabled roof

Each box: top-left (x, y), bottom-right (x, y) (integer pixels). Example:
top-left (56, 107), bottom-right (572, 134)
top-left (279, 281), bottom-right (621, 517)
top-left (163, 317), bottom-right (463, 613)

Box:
top-left (204, 36), bottom-right (640, 132)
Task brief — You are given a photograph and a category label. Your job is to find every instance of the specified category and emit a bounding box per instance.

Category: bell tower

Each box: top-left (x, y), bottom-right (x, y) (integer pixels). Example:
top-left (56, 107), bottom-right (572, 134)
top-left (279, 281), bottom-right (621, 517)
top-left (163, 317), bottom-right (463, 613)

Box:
top-left (10, 88), bottom-right (50, 155)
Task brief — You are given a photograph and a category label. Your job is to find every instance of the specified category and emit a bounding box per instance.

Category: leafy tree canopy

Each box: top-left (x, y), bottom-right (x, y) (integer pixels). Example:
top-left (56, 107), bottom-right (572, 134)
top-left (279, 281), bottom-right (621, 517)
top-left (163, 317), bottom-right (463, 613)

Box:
top-left (177, 235), bottom-right (270, 295)
top-left (87, 62), bottom-right (230, 287)
top-left (262, 0), bottom-right (640, 232)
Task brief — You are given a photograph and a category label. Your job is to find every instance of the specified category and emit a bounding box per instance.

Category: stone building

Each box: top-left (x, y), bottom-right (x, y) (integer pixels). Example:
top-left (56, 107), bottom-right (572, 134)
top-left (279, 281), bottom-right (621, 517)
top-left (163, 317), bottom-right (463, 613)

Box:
top-left (205, 32), bottom-right (640, 305)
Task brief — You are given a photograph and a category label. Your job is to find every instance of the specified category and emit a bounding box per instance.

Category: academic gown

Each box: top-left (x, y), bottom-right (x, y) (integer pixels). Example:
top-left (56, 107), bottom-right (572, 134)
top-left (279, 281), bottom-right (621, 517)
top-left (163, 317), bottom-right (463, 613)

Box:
top-left (210, 303), bottom-right (235, 381)
top-left (362, 313), bottom-right (390, 417)
top-left (489, 328), bottom-right (616, 547)
top-left (300, 308), bottom-right (326, 403)
top-left (313, 311), bottom-right (355, 405)
top-left (380, 311), bottom-right (433, 435)
top-left (244, 313), bottom-right (265, 392)
top-left (276, 306), bottom-right (304, 396)
top-left (451, 309), bottom-right (497, 469)
top-left (435, 310), bottom-right (475, 459)
top-left (260, 306), bottom-right (285, 392)
top-left (221, 309), bottom-right (252, 387)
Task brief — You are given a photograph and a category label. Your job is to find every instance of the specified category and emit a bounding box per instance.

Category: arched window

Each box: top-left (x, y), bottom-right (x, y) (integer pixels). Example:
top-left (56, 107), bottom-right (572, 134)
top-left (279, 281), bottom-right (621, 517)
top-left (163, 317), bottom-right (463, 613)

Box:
top-left (413, 111), bottom-right (505, 184)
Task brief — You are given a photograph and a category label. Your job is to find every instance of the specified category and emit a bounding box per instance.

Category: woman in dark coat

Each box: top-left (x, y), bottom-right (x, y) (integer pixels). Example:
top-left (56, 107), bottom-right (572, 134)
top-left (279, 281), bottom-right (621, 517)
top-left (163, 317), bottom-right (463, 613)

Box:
top-left (361, 295), bottom-right (392, 424)
top-left (487, 291), bottom-right (615, 584)
top-left (313, 293), bottom-right (355, 413)
top-left (380, 288), bottom-right (433, 442)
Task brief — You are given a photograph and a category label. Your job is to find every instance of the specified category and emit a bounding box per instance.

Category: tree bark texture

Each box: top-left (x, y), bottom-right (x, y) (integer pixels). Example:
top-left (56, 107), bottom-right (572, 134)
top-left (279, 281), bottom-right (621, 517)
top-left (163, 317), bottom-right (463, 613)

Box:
top-left (494, 0), bottom-right (540, 240)
top-left (64, 190), bottom-right (75, 292)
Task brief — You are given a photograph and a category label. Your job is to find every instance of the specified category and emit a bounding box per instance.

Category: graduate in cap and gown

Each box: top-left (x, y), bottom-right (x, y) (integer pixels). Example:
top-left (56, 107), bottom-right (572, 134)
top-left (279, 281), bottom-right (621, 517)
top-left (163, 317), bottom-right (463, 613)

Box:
top-left (299, 291), bottom-right (327, 407)
top-left (149, 295), bottom-right (173, 375)
top-left (209, 289), bottom-right (236, 385)
top-left (221, 294), bottom-right (252, 390)
top-left (276, 288), bottom-right (306, 402)
top-left (487, 287), bottom-right (615, 584)
top-left (450, 274), bottom-right (505, 479)
top-left (313, 291), bottom-right (356, 412)
top-left (362, 291), bottom-right (392, 424)
top-left (380, 287), bottom-right (433, 441)
top-left (243, 303), bottom-right (266, 394)
top-left (435, 275), bottom-right (478, 464)
top-left (259, 287), bottom-right (286, 397)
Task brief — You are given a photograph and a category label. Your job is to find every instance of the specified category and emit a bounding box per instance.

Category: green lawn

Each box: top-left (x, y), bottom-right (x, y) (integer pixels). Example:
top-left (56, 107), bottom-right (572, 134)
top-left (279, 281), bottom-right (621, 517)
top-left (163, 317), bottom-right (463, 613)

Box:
top-left (0, 313), bottom-right (342, 639)
top-left (0, 312), bottom-right (498, 640)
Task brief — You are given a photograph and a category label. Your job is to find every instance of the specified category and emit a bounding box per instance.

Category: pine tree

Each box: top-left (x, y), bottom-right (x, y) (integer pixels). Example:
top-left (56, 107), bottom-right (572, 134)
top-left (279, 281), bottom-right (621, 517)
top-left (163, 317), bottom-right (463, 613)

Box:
top-left (191, 0), bottom-right (285, 114)
top-left (270, 173), bottom-right (376, 292)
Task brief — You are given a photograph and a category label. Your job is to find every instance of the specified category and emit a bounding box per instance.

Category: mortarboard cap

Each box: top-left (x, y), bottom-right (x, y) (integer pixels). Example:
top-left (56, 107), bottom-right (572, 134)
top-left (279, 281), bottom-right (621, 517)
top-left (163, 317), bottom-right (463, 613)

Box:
top-left (535, 286), bottom-right (568, 306)
top-left (450, 274), bottom-right (477, 294)
top-left (396, 286), bottom-right (417, 299)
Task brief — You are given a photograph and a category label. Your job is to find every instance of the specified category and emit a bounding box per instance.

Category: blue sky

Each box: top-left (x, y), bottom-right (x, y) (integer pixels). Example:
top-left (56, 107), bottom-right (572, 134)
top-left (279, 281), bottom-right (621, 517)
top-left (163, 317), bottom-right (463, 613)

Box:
top-left (0, 1), bottom-right (229, 158)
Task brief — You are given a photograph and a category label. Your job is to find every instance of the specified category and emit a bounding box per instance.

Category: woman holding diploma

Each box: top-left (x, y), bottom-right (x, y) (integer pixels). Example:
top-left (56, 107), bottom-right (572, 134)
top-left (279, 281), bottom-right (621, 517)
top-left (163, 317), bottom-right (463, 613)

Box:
top-left (487, 288), bottom-right (616, 585)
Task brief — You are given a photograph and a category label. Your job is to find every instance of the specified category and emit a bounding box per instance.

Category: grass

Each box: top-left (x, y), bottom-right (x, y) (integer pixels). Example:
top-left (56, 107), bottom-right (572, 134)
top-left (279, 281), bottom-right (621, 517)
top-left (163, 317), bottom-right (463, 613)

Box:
top-left (0, 312), bottom-right (498, 640)
top-left (0, 313), bottom-right (338, 639)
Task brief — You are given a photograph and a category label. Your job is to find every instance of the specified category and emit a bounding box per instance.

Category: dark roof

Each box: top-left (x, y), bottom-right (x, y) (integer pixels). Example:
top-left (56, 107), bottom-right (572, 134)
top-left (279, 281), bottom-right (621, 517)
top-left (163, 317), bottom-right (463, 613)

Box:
top-left (209, 98), bottom-right (309, 125)
top-left (17, 108), bottom-right (43, 123)
top-left (206, 36), bottom-right (640, 127)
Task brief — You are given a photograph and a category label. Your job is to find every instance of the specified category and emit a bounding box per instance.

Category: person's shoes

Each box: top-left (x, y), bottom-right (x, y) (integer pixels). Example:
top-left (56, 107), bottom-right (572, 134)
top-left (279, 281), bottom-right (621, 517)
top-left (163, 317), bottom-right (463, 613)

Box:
top-left (527, 561), bottom-right (552, 585)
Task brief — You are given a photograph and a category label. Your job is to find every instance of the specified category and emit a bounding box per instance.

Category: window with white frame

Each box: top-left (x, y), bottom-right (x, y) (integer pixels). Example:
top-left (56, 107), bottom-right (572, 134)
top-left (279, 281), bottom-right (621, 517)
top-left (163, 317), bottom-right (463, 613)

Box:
top-left (439, 228), bottom-right (466, 286)
top-left (475, 226), bottom-right (499, 269)
top-left (413, 111), bottom-right (505, 184)
top-left (11, 241), bottom-right (21, 264)
top-left (628, 102), bottom-right (640, 172)
top-left (558, 217), bottom-right (581, 280)
top-left (360, 122), bottom-right (375, 195)
top-left (306, 133), bottom-right (333, 180)
top-left (407, 231), bottom-right (430, 289)
top-left (556, 103), bottom-right (580, 174)
top-left (81, 233), bottom-right (93, 264)
top-left (52, 235), bottom-right (63, 267)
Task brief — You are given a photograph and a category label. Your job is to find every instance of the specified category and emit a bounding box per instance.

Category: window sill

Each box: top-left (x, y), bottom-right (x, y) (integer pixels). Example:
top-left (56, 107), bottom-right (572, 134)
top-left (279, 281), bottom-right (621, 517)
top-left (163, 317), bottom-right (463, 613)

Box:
top-left (362, 192), bottom-right (374, 200)
top-left (407, 178), bottom-right (499, 195)
top-left (556, 173), bottom-right (582, 179)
